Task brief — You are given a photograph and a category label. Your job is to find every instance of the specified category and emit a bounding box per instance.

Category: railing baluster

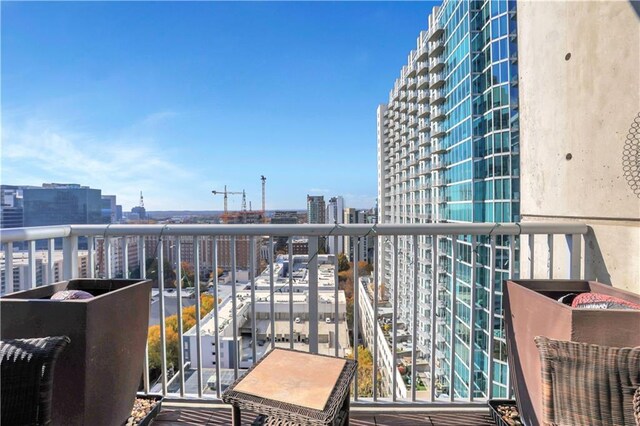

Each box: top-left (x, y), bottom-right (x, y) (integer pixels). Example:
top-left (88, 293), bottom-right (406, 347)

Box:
top-left (373, 236), bottom-right (379, 401)
top-left (140, 236), bottom-right (150, 394)
top-left (528, 235), bottom-right (535, 279)
top-left (48, 238), bottom-right (55, 284)
top-left (308, 236), bottom-right (319, 354)
top-left (88, 236), bottom-right (95, 279)
top-left (27, 240), bottom-right (36, 289)
top-left (411, 235), bottom-right (418, 402)
top-left (353, 237), bottom-right (360, 401)
top-left (4, 242), bottom-right (13, 294)
top-left (269, 237), bottom-right (275, 350)
top-left (567, 234), bottom-right (582, 279)
top-left (175, 238), bottom-right (185, 397)
top-left (250, 236), bottom-right (258, 362)
top-left (487, 237), bottom-right (497, 399)
top-left (230, 236), bottom-right (239, 379)
top-left (105, 237), bottom-right (112, 279)
top-left (430, 235), bottom-right (438, 402)
top-left (468, 235), bottom-right (477, 402)
top-left (392, 235), bottom-right (398, 401)
top-left (547, 234), bottom-right (554, 279)
top-left (212, 237), bottom-right (222, 398)
top-left (157, 240), bottom-right (168, 395)
top-left (194, 237), bottom-right (203, 396)
top-left (287, 238), bottom-right (294, 350)
top-left (333, 237), bottom-right (339, 356)
top-left (122, 237), bottom-right (129, 279)
top-left (62, 235), bottom-right (78, 280)
top-left (449, 235), bottom-right (457, 402)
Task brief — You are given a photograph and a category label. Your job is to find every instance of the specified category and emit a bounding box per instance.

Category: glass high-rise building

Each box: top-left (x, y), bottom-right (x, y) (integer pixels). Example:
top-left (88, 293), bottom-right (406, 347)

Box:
top-left (23, 184), bottom-right (104, 227)
top-left (377, 0), bottom-right (519, 399)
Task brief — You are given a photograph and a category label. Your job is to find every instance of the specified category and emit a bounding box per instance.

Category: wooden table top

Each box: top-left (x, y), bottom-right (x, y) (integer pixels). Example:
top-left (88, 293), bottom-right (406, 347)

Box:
top-left (233, 348), bottom-right (347, 411)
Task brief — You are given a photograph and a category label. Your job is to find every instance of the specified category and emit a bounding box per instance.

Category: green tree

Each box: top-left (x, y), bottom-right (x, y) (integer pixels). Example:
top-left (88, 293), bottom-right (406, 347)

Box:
top-left (347, 346), bottom-right (382, 397)
top-left (337, 253), bottom-right (350, 272)
top-left (180, 261), bottom-right (195, 288)
top-left (130, 258), bottom-right (177, 287)
top-left (147, 294), bottom-right (218, 376)
top-left (357, 261), bottom-right (373, 276)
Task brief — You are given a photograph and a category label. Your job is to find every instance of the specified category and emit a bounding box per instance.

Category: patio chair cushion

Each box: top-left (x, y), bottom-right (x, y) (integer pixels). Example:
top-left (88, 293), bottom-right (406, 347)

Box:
top-left (535, 336), bottom-right (640, 426)
top-left (1, 336), bottom-right (70, 426)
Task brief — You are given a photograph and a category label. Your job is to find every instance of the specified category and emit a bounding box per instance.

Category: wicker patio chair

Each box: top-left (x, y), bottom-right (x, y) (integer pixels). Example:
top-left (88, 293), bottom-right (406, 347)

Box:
top-left (1, 336), bottom-right (70, 426)
top-left (535, 336), bottom-right (640, 426)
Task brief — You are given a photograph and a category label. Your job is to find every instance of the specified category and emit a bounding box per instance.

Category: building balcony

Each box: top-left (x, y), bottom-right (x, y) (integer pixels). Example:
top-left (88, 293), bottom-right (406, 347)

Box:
top-left (428, 39), bottom-right (444, 55)
top-left (429, 72), bottom-right (445, 89)
top-left (431, 104), bottom-right (446, 121)
top-left (399, 89), bottom-right (407, 100)
top-left (431, 121), bottom-right (446, 137)
top-left (416, 45), bottom-right (429, 61)
top-left (418, 134), bottom-right (430, 147)
top-left (0, 222), bottom-right (591, 422)
top-left (430, 88), bottom-right (446, 104)
top-left (406, 90), bottom-right (416, 102)
top-left (433, 174), bottom-right (445, 186)
top-left (417, 75), bottom-right (429, 90)
top-left (427, 20), bottom-right (444, 42)
top-left (407, 62), bottom-right (416, 78)
top-left (431, 137), bottom-right (447, 154)
top-left (416, 60), bottom-right (429, 76)
top-left (417, 104), bottom-right (430, 118)
top-left (418, 119), bottom-right (431, 133)
top-left (428, 55), bottom-right (445, 73)
top-left (432, 156), bottom-right (446, 171)
top-left (417, 89), bottom-right (429, 104)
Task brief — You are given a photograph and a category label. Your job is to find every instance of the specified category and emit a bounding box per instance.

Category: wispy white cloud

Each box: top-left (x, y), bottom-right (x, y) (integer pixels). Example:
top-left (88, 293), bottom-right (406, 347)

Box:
top-left (1, 114), bottom-right (199, 210)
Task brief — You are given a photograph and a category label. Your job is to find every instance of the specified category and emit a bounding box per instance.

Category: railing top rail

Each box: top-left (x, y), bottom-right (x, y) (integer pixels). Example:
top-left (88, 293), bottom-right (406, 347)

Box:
top-left (0, 225), bottom-right (72, 243)
top-left (0, 222), bottom-right (588, 243)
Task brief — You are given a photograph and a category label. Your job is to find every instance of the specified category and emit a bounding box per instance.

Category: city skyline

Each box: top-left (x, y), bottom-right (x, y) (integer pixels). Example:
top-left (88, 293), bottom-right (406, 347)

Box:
top-left (2, 1), bottom-right (438, 211)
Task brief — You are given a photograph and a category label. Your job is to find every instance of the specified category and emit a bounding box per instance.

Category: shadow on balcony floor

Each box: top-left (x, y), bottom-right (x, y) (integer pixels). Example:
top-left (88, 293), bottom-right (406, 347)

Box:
top-left (151, 405), bottom-right (494, 425)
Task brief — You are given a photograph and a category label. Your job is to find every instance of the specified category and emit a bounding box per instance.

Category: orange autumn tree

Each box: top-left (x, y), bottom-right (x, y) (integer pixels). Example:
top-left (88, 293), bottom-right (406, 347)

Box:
top-left (148, 294), bottom-right (218, 374)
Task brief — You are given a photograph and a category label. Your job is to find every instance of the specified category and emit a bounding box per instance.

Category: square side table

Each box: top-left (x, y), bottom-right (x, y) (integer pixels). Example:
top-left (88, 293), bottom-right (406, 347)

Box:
top-left (222, 348), bottom-right (357, 426)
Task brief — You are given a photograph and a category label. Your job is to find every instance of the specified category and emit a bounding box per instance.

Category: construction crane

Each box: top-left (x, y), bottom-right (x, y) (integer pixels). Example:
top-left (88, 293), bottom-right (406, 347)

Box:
top-left (211, 185), bottom-right (245, 215)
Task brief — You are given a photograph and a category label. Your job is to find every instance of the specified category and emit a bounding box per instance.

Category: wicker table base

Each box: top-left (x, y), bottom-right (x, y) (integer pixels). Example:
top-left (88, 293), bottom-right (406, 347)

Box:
top-left (222, 348), bottom-right (357, 426)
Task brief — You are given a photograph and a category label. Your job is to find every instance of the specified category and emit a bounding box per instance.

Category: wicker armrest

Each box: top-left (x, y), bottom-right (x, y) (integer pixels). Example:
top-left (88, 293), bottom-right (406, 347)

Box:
top-left (1, 336), bottom-right (70, 426)
top-left (634, 386), bottom-right (640, 425)
top-left (535, 336), bottom-right (640, 426)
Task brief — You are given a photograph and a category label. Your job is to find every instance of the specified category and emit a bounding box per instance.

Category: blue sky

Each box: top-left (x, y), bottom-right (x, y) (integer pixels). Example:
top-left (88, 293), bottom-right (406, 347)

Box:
top-left (2, 1), bottom-right (436, 211)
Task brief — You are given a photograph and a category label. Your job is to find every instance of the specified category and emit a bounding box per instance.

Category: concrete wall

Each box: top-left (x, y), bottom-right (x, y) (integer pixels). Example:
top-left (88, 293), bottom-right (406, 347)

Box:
top-left (518, 0), bottom-right (640, 293)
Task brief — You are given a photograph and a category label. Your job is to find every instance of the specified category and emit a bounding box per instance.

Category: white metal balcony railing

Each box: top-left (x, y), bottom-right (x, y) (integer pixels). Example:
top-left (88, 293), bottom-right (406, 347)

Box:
top-left (1, 223), bottom-right (587, 406)
top-left (431, 105), bottom-right (446, 121)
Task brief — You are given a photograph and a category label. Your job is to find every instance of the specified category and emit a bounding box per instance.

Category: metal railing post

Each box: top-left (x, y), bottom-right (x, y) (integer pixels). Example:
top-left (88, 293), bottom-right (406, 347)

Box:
top-left (47, 239), bottom-right (55, 284)
top-left (62, 235), bottom-right (78, 280)
top-left (4, 242), bottom-right (13, 294)
top-left (157, 241), bottom-right (168, 395)
top-left (175, 238), bottom-right (185, 397)
top-left (567, 234), bottom-right (582, 279)
top-left (308, 236), bottom-right (319, 354)
top-left (353, 238), bottom-right (360, 401)
top-left (27, 241), bottom-right (37, 289)
top-left (212, 237), bottom-right (222, 398)
top-left (194, 236), bottom-right (204, 395)
top-left (372, 236), bottom-right (379, 401)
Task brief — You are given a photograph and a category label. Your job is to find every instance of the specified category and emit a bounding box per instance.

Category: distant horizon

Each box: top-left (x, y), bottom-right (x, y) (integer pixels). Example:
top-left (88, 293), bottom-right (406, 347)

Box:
top-left (1, 1), bottom-right (438, 210)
